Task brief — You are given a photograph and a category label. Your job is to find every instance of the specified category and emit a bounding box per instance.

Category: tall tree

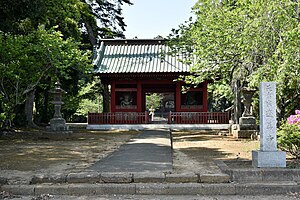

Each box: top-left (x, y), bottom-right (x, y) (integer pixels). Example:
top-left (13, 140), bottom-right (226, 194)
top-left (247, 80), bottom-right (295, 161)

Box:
top-left (168, 0), bottom-right (300, 120)
top-left (0, 0), bottom-right (132, 127)
top-left (0, 27), bottom-right (91, 127)
top-left (0, 0), bottom-right (132, 43)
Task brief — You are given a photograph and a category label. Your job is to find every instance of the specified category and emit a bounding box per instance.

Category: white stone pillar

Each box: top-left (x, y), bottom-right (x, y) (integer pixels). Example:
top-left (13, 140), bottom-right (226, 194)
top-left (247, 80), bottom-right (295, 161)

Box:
top-left (252, 82), bottom-right (286, 167)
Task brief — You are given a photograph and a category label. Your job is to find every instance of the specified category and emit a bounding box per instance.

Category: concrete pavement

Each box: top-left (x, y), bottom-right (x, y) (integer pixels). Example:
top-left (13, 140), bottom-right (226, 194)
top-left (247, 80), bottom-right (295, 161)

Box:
top-left (89, 129), bottom-right (172, 173)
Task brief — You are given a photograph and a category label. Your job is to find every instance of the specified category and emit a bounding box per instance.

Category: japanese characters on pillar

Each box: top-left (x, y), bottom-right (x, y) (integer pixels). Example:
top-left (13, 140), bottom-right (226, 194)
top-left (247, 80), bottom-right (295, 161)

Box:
top-left (260, 82), bottom-right (277, 151)
top-left (252, 82), bottom-right (286, 168)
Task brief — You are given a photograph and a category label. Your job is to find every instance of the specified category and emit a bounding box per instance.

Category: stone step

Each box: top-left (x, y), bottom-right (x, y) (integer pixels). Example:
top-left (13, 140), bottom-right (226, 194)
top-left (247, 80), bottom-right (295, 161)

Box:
top-left (215, 160), bottom-right (300, 182)
top-left (1, 181), bottom-right (299, 196)
top-left (229, 168), bottom-right (300, 182)
top-left (17, 172), bottom-right (230, 185)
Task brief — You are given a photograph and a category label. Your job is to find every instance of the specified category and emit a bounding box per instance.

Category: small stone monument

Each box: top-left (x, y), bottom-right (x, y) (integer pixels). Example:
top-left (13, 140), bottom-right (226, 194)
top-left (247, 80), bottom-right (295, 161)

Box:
top-left (49, 81), bottom-right (69, 131)
top-left (232, 88), bottom-right (258, 138)
top-left (252, 82), bottom-right (286, 168)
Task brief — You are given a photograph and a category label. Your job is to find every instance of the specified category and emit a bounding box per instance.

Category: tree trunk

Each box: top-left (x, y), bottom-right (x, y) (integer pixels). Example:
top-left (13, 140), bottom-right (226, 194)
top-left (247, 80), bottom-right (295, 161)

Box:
top-left (24, 89), bottom-right (37, 127)
top-left (85, 21), bottom-right (96, 46)
top-left (42, 81), bottom-right (51, 123)
top-left (102, 83), bottom-right (110, 113)
top-left (233, 80), bottom-right (242, 124)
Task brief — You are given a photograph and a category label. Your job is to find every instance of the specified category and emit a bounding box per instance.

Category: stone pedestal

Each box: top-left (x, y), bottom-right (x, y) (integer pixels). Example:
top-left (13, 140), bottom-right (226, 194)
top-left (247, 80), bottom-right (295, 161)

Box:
top-left (252, 150), bottom-right (286, 168)
top-left (232, 116), bottom-right (258, 139)
top-left (239, 116), bottom-right (256, 125)
top-left (232, 128), bottom-right (257, 139)
top-left (252, 82), bottom-right (286, 168)
top-left (50, 118), bottom-right (69, 131)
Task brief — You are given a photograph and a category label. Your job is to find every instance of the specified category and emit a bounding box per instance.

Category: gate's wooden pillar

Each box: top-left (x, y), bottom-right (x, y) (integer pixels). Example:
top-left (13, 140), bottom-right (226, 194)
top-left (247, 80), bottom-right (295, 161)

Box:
top-left (203, 81), bottom-right (208, 112)
top-left (102, 82), bottom-right (110, 113)
top-left (110, 80), bottom-right (116, 112)
top-left (176, 82), bottom-right (181, 112)
top-left (137, 80), bottom-right (142, 112)
top-left (142, 91), bottom-right (146, 112)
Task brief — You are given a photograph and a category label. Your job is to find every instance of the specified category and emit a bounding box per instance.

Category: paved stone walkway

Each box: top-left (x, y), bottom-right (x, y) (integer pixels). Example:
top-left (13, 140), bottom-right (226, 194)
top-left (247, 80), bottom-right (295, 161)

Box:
top-left (89, 129), bottom-right (172, 172)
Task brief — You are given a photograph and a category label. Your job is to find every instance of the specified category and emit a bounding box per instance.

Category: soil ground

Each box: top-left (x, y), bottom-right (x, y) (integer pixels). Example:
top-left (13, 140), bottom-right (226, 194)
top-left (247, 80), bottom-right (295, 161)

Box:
top-left (172, 130), bottom-right (259, 173)
top-left (0, 128), bottom-right (138, 178)
top-left (172, 130), bottom-right (298, 171)
top-left (0, 128), bottom-right (298, 177)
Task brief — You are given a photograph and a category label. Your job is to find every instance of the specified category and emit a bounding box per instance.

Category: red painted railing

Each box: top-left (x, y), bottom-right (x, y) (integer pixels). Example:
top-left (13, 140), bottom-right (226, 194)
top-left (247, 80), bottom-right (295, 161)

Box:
top-left (168, 112), bottom-right (229, 124)
top-left (88, 111), bottom-right (229, 124)
top-left (88, 112), bottom-right (149, 124)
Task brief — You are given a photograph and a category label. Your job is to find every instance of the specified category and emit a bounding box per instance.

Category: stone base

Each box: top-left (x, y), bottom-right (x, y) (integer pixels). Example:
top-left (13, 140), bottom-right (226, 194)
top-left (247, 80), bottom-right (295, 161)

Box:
top-left (44, 128), bottom-right (73, 139)
top-left (239, 117), bottom-right (256, 125)
top-left (232, 130), bottom-right (258, 139)
top-left (50, 118), bottom-right (69, 131)
top-left (239, 117), bottom-right (258, 130)
top-left (252, 150), bottom-right (286, 168)
top-left (239, 124), bottom-right (258, 130)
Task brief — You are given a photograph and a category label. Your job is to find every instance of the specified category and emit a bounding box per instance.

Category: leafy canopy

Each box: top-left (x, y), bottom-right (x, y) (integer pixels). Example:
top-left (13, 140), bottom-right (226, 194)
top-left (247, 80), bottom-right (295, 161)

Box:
top-left (168, 0), bottom-right (300, 119)
top-left (0, 27), bottom-right (92, 126)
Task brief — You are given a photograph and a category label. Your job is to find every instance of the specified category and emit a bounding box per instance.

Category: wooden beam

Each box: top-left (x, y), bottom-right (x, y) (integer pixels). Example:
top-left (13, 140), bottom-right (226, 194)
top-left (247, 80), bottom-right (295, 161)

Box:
top-left (115, 88), bottom-right (137, 92)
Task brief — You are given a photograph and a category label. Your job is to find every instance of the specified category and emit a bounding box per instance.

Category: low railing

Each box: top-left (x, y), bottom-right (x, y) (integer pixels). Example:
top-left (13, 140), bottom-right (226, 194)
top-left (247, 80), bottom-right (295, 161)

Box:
top-left (168, 111), bottom-right (229, 124)
top-left (88, 112), bottom-right (149, 124)
top-left (88, 111), bottom-right (229, 124)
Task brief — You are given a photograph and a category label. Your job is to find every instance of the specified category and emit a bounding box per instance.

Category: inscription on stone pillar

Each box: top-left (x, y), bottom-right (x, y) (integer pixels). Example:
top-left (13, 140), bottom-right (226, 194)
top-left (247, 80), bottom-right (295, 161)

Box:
top-left (252, 82), bottom-right (286, 168)
top-left (260, 82), bottom-right (277, 151)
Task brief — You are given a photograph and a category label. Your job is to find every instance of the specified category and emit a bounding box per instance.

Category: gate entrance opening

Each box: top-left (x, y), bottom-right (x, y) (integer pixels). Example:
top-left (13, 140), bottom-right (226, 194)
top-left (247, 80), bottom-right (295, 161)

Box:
top-left (145, 92), bottom-right (175, 123)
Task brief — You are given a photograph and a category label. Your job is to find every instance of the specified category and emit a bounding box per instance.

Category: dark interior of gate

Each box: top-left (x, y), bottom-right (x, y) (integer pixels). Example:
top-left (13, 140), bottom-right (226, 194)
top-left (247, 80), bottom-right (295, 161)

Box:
top-left (111, 80), bottom-right (207, 113)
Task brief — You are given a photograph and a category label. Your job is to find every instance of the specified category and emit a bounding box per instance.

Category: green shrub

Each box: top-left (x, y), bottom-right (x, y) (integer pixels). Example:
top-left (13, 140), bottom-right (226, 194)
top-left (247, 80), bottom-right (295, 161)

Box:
top-left (277, 122), bottom-right (300, 159)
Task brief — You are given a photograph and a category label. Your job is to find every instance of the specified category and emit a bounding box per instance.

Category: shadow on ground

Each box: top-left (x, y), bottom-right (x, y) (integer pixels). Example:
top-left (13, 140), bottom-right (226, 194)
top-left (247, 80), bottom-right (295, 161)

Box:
top-left (0, 129), bottom-right (138, 172)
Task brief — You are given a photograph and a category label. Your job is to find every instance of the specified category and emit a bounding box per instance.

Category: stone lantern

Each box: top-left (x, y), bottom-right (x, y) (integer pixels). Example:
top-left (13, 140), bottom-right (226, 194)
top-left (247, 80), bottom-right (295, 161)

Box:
top-left (232, 88), bottom-right (258, 138)
top-left (240, 88), bottom-right (256, 120)
top-left (49, 81), bottom-right (69, 131)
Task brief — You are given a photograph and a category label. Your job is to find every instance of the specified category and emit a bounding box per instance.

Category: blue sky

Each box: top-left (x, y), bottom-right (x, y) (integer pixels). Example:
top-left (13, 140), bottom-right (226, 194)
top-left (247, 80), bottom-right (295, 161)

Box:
top-left (122, 0), bottom-right (197, 39)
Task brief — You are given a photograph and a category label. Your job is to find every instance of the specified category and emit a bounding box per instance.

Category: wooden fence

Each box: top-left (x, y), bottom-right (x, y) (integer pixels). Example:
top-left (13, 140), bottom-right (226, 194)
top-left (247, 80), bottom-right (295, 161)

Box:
top-left (168, 112), bottom-right (229, 124)
top-left (88, 112), bottom-right (149, 124)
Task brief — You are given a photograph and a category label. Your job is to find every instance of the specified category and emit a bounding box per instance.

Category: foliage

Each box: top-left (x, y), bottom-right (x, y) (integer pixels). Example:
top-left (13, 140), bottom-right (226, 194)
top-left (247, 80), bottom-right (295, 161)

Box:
top-left (76, 99), bottom-right (100, 114)
top-left (168, 0), bottom-right (300, 120)
top-left (208, 80), bottom-right (233, 112)
top-left (146, 93), bottom-right (163, 111)
top-left (0, 0), bottom-right (132, 127)
top-left (73, 80), bottom-right (102, 122)
top-left (0, 27), bottom-right (91, 127)
top-left (87, 0), bottom-right (133, 38)
top-left (278, 110), bottom-right (300, 159)
top-left (0, 0), bottom-right (133, 41)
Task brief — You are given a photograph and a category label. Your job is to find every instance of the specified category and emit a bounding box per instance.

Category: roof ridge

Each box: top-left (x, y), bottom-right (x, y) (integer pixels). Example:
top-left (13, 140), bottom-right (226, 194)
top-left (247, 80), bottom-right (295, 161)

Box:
top-left (100, 39), bottom-right (167, 46)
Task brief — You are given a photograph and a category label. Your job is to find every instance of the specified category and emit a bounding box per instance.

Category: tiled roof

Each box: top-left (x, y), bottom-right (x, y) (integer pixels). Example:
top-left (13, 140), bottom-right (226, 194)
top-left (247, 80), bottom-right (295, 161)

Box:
top-left (93, 39), bottom-right (190, 74)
